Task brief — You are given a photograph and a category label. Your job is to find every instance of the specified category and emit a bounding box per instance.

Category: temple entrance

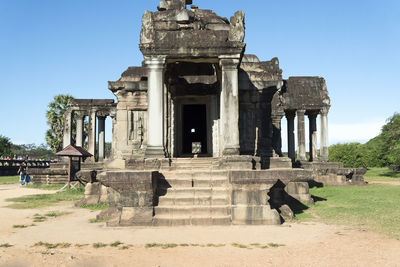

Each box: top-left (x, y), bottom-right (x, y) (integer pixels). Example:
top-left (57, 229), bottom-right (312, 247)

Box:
top-left (182, 104), bottom-right (207, 154)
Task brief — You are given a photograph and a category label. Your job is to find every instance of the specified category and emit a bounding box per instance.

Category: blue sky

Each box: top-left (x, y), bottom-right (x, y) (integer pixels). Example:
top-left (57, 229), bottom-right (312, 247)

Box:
top-left (0, 0), bottom-right (399, 148)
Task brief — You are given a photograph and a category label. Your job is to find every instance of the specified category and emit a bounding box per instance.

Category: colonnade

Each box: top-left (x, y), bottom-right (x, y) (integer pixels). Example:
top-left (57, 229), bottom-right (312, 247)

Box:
top-left (144, 55), bottom-right (241, 158)
top-left (63, 109), bottom-right (111, 162)
top-left (283, 108), bottom-right (329, 162)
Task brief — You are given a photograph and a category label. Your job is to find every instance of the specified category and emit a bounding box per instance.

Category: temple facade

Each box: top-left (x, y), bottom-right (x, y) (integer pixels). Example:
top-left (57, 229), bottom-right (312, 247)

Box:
top-left (53, 0), bottom-right (366, 226)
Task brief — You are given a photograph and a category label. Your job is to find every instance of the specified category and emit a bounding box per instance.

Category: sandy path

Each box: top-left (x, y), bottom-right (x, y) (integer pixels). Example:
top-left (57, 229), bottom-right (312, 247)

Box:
top-left (367, 180), bottom-right (400, 186)
top-left (1, 184), bottom-right (400, 267)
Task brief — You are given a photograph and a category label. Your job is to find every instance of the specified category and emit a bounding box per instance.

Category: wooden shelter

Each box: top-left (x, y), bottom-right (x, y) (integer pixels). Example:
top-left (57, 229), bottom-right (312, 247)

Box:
top-left (56, 145), bottom-right (92, 190)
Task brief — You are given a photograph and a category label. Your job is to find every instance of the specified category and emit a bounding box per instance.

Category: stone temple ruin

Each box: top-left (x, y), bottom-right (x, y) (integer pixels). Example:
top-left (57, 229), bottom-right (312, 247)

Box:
top-left (32, 0), bottom-right (366, 226)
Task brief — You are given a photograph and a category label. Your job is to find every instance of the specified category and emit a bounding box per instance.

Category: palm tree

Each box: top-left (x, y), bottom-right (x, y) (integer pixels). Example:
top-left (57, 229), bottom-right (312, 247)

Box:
top-left (45, 94), bottom-right (73, 152)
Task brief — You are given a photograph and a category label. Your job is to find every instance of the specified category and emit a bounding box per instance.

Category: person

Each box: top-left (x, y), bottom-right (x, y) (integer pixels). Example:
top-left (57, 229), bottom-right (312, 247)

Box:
top-left (18, 164), bottom-right (26, 185)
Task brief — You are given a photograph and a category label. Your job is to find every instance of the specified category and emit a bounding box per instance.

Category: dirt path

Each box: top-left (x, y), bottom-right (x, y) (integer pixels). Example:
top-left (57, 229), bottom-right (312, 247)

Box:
top-left (1, 183), bottom-right (400, 267)
top-left (367, 180), bottom-right (400, 186)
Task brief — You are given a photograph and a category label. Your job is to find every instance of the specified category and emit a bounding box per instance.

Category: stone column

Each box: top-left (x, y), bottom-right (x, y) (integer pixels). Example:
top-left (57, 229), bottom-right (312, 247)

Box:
top-left (296, 110), bottom-right (306, 161)
top-left (98, 116), bottom-right (106, 161)
top-left (320, 107), bottom-right (329, 162)
top-left (219, 57), bottom-right (240, 156)
top-left (88, 110), bottom-right (97, 160)
top-left (145, 56), bottom-right (166, 158)
top-left (308, 113), bottom-right (318, 162)
top-left (75, 113), bottom-right (85, 147)
top-left (286, 111), bottom-right (296, 162)
top-left (271, 115), bottom-right (283, 157)
top-left (62, 109), bottom-right (73, 149)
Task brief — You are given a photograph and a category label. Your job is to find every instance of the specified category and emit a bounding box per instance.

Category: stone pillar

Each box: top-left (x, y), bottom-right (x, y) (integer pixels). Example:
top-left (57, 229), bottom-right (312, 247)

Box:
top-left (296, 110), bottom-right (306, 161)
top-left (145, 56), bottom-right (166, 158)
top-left (286, 111), bottom-right (296, 162)
top-left (62, 110), bottom-right (73, 149)
top-left (271, 115), bottom-right (283, 157)
top-left (320, 108), bottom-right (329, 162)
top-left (88, 110), bottom-right (97, 160)
top-left (98, 116), bottom-right (106, 161)
top-left (308, 113), bottom-right (318, 162)
top-left (219, 57), bottom-right (240, 156)
top-left (75, 113), bottom-right (85, 147)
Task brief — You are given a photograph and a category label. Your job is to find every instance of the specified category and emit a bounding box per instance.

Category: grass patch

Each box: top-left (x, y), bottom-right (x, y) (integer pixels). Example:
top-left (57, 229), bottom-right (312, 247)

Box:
top-left (145, 243), bottom-right (178, 249)
top-left (364, 168), bottom-right (400, 182)
top-left (74, 244), bottom-right (89, 247)
top-left (5, 188), bottom-right (84, 209)
top-left (0, 243), bottom-right (13, 248)
top-left (80, 203), bottom-right (108, 211)
top-left (119, 245), bottom-right (132, 250)
top-left (92, 242), bottom-right (107, 248)
top-left (0, 176), bottom-right (18, 185)
top-left (26, 184), bottom-right (63, 190)
top-left (44, 211), bottom-right (71, 217)
top-left (267, 243), bottom-right (285, 248)
top-left (13, 224), bottom-right (28, 228)
top-left (110, 241), bottom-right (123, 247)
top-left (231, 243), bottom-right (248, 249)
top-left (301, 184), bottom-right (400, 240)
top-left (33, 214), bottom-right (47, 222)
top-left (33, 242), bottom-right (71, 249)
top-left (88, 218), bottom-right (107, 223)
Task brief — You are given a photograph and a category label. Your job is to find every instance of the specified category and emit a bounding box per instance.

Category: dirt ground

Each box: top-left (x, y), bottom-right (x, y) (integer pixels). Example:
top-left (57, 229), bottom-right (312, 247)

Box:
top-left (1, 183), bottom-right (400, 267)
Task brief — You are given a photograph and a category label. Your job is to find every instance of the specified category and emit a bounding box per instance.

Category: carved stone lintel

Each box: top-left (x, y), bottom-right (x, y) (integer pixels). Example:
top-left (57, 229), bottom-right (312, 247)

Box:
top-left (229, 11), bottom-right (245, 42)
top-left (140, 11), bottom-right (154, 44)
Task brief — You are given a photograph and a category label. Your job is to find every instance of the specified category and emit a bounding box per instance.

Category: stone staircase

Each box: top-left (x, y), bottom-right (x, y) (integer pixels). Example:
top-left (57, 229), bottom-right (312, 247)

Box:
top-left (153, 169), bottom-right (232, 226)
top-left (168, 157), bottom-right (220, 170)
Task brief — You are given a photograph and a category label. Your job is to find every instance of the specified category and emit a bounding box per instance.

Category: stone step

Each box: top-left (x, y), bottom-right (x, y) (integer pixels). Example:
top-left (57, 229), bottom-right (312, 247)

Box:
top-left (153, 216), bottom-right (231, 226)
top-left (158, 195), bottom-right (229, 206)
top-left (162, 170), bottom-right (228, 179)
top-left (154, 205), bottom-right (231, 217)
top-left (158, 187), bottom-right (228, 198)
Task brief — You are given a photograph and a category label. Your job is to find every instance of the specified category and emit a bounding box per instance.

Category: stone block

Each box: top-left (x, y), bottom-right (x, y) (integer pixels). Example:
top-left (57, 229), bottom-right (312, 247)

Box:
top-left (279, 204), bottom-right (294, 221)
top-left (119, 207), bottom-right (153, 226)
top-left (232, 205), bottom-right (281, 225)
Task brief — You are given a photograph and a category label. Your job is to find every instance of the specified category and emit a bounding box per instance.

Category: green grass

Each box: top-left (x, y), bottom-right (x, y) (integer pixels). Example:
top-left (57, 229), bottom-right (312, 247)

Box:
top-left (33, 242), bottom-right (71, 249)
top-left (5, 188), bottom-right (84, 209)
top-left (44, 211), bottom-right (71, 217)
top-left (231, 243), bottom-right (248, 248)
top-left (26, 184), bottom-right (63, 190)
top-left (80, 203), bottom-right (108, 210)
top-left (299, 184), bottom-right (400, 240)
top-left (364, 168), bottom-right (400, 182)
top-left (110, 241), bottom-right (123, 247)
top-left (0, 176), bottom-right (18, 185)
top-left (92, 242), bottom-right (107, 248)
top-left (0, 243), bottom-right (13, 248)
top-left (145, 243), bottom-right (178, 249)
top-left (88, 218), bottom-right (107, 223)
top-left (13, 224), bottom-right (29, 228)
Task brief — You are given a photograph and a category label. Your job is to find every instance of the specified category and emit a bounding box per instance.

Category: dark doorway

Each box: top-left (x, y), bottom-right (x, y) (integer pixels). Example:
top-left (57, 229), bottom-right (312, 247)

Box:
top-left (182, 104), bottom-right (207, 154)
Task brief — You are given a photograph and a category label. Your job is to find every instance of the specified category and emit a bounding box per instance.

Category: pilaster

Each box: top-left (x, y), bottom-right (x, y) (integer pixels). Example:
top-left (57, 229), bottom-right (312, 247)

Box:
top-left (145, 56), bottom-right (166, 158)
top-left (62, 109), bottom-right (73, 149)
top-left (320, 107), bottom-right (329, 162)
top-left (286, 111), bottom-right (296, 162)
top-left (308, 113), bottom-right (318, 162)
top-left (219, 56), bottom-right (240, 156)
top-left (296, 110), bottom-right (306, 161)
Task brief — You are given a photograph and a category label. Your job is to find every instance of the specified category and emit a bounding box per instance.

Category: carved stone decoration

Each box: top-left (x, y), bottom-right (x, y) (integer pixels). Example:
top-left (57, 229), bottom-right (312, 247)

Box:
top-left (140, 11), bottom-right (154, 44)
top-left (128, 111), bottom-right (145, 150)
top-left (158, 0), bottom-right (192, 11)
top-left (228, 11), bottom-right (245, 42)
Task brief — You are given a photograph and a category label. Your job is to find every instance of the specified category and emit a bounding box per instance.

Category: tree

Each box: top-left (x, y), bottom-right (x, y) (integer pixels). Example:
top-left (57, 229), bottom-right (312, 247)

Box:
top-left (45, 94), bottom-right (74, 152)
top-left (329, 142), bottom-right (369, 168)
top-left (0, 135), bottom-right (12, 157)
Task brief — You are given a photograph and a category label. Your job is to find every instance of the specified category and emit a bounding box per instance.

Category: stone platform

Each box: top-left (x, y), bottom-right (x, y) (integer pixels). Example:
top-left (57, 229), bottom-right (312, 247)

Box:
top-left (82, 159), bottom-right (316, 226)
